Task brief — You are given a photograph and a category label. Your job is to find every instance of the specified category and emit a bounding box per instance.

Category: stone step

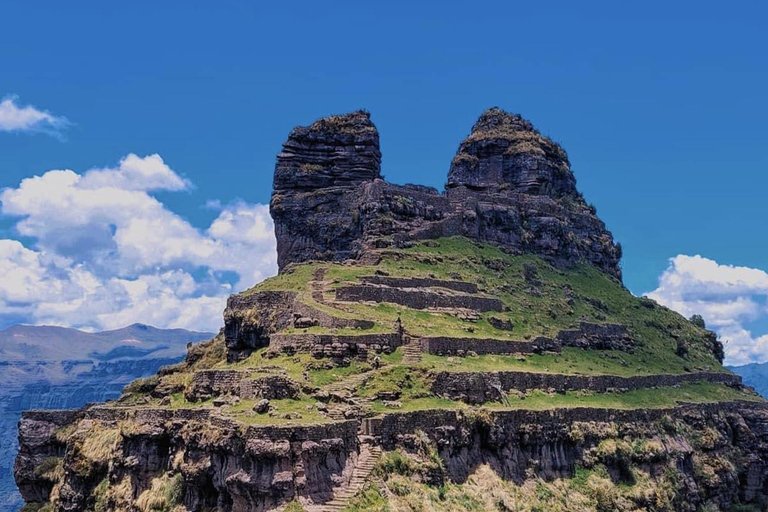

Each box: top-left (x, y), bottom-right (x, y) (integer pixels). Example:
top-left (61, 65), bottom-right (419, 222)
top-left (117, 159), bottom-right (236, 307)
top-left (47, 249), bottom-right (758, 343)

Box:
top-left (402, 341), bottom-right (423, 364)
top-left (313, 444), bottom-right (382, 512)
top-left (310, 267), bottom-right (329, 304)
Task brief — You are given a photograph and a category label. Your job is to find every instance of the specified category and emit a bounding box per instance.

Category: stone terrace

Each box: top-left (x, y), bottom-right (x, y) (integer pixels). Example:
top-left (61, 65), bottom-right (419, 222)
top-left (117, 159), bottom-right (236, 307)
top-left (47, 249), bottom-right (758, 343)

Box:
top-left (335, 284), bottom-right (504, 312)
top-left (431, 370), bottom-right (743, 404)
top-left (419, 335), bottom-right (560, 356)
top-left (269, 332), bottom-right (404, 358)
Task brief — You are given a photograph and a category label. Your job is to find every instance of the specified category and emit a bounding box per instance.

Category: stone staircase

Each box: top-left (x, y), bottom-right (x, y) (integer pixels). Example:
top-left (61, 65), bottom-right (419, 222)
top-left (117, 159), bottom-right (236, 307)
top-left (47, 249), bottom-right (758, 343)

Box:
top-left (314, 442), bottom-right (382, 512)
top-left (324, 372), bottom-right (374, 420)
top-left (311, 267), bottom-right (328, 303)
top-left (402, 339), bottom-right (423, 364)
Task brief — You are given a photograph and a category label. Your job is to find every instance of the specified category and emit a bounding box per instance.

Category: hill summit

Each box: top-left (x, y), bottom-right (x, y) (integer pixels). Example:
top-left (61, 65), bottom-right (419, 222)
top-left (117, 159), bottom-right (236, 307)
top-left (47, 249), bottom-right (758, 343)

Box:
top-left (15, 109), bottom-right (768, 512)
top-left (271, 108), bottom-right (621, 278)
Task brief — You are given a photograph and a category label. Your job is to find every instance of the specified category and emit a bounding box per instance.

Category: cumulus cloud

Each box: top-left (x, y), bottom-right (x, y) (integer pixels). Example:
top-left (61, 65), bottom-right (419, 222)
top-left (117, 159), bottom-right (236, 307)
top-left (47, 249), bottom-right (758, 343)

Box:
top-left (0, 95), bottom-right (69, 136)
top-left (0, 155), bottom-right (277, 332)
top-left (647, 254), bottom-right (768, 365)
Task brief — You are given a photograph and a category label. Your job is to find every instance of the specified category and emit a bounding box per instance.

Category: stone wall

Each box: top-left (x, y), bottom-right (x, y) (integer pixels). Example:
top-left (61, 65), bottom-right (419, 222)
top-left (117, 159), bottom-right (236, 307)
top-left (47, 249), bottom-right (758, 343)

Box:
top-left (557, 322), bottom-right (634, 351)
top-left (359, 276), bottom-right (479, 293)
top-left (186, 369), bottom-right (250, 401)
top-left (431, 370), bottom-right (743, 404)
top-left (240, 375), bottom-right (301, 400)
top-left (420, 336), bottom-right (559, 355)
top-left (269, 332), bottom-right (403, 358)
top-left (223, 290), bottom-right (375, 362)
top-left (185, 370), bottom-right (301, 401)
top-left (335, 285), bottom-right (504, 312)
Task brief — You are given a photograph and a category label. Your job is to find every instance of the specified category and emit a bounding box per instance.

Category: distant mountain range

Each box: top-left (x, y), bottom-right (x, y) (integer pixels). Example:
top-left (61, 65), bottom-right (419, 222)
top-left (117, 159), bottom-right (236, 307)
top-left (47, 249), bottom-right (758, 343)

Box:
top-left (0, 323), bottom-right (213, 512)
top-left (728, 362), bottom-right (768, 399)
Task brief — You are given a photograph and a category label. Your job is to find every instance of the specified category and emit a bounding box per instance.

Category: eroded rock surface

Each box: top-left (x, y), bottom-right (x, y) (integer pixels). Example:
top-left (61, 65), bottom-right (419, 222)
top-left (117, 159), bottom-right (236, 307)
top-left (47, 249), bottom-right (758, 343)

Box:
top-left (271, 108), bottom-right (621, 278)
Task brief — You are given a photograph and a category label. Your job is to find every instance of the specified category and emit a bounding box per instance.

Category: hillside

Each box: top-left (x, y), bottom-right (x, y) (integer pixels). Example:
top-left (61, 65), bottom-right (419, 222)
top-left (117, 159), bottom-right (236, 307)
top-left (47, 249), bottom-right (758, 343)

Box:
top-left (14, 109), bottom-right (768, 512)
top-left (0, 324), bottom-right (212, 512)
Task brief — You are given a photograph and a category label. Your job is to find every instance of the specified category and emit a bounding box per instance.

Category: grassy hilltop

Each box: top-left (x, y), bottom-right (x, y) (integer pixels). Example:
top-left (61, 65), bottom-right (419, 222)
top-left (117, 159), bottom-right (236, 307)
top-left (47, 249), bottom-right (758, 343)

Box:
top-left (91, 236), bottom-right (760, 512)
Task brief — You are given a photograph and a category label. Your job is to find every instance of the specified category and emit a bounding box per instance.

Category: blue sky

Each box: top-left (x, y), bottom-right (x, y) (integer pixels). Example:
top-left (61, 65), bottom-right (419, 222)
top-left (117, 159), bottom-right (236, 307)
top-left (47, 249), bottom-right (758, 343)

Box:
top-left (1, 1), bottom-right (767, 363)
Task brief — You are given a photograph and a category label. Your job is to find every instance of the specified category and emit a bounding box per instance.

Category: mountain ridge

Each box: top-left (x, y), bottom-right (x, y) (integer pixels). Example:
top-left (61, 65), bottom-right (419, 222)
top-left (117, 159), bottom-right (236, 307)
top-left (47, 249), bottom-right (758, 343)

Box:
top-left (1, 324), bottom-right (213, 512)
top-left (728, 361), bottom-right (768, 398)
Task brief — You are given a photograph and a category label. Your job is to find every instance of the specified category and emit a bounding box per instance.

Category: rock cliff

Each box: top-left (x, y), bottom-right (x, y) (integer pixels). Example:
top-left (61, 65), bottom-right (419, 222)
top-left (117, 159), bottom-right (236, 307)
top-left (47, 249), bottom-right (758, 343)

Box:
top-left (15, 109), bottom-right (765, 512)
top-left (271, 108), bottom-right (621, 279)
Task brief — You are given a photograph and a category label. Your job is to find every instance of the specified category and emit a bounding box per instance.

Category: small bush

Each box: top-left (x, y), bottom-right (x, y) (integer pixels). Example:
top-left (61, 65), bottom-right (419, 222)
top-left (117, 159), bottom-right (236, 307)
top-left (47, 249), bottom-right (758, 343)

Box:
top-left (123, 375), bottom-right (159, 395)
top-left (283, 500), bottom-right (308, 512)
top-left (34, 457), bottom-right (61, 479)
top-left (374, 450), bottom-right (415, 478)
top-left (689, 314), bottom-right (706, 329)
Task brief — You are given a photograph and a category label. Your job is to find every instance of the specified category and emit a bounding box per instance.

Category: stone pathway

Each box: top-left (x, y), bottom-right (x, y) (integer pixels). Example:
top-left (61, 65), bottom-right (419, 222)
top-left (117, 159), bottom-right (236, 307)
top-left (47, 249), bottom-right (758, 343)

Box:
top-left (312, 442), bottom-right (382, 512)
top-left (324, 372), bottom-right (374, 421)
top-left (311, 267), bottom-right (328, 303)
top-left (309, 267), bottom-right (358, 314)
top-left (402, 338), bottom-right (423, 364)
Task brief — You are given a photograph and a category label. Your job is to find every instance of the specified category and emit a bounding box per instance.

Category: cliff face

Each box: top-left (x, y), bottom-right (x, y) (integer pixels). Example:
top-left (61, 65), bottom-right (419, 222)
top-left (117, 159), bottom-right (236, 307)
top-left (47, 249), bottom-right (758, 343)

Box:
top-left (15, 109), bottom-right (767, 512)
top-left (447, 108), bottom-right (576, 196)
top-left (271, 108), bottom-right (621, 278)
top-left (16, 399), bottom-right (768, 511)
top-left (271, 110), bottom-right (382, 269)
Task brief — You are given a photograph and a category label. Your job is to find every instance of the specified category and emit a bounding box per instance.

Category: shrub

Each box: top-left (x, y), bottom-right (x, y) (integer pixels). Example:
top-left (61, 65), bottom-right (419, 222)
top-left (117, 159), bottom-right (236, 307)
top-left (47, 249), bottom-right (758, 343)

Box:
top-left (374, 450), bottom-right (415, 479)
top-left (283, 501), bottom-right (308, 512)
top-left (33, 457), bottom-right (61, 479)
top-left (689, 314), bottom-right (706, 329)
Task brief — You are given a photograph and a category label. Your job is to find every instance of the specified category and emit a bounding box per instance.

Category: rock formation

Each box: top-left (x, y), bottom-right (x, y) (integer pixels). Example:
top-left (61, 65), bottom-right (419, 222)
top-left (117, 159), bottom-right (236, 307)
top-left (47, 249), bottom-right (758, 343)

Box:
top-left (271, 108), bottom-right (622, 279)
top-left (15, 108), bottom-right (766, 512)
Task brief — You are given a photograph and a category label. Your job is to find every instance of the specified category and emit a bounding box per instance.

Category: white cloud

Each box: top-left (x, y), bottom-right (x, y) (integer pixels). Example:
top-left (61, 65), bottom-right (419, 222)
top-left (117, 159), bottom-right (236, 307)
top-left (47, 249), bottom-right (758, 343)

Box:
top-left (80, 154), bottom-right (191, 191)
top-left (647, 254), bottom-right (768, 365)
top-left (0, 155), bottom-right (277, 332)
top-left (0, 95), bottom-right (69, 136)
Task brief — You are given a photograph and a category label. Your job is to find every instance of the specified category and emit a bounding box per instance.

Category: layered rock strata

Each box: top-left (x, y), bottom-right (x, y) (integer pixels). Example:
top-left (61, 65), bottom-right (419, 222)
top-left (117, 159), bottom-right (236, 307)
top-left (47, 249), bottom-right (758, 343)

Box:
top-left (270, 108), bottom-right (622, 279)
top-left (16, 409), bottom-right (359, 511)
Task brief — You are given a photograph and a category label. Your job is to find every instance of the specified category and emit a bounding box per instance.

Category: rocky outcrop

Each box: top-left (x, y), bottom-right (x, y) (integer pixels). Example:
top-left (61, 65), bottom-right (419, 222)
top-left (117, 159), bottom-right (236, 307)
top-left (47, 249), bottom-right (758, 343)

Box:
top-left (271, 110), bottom-right (382, 269)
top-left (270, 108), bottom-right (622, 278)
top-left (556, 321), bottom-right (635, 351)
top-left (446, 108), bottom-right (575, 197)
top-left (14, 410), bottom-right (79, 504)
